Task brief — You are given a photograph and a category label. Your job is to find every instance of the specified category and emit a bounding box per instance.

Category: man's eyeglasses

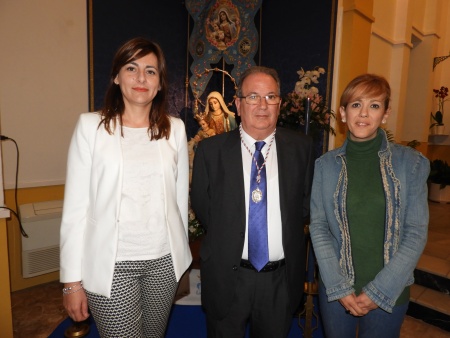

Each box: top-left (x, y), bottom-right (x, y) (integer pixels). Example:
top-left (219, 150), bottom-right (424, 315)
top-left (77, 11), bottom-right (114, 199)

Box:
top-left (238, 94), bottom-right (281, 105)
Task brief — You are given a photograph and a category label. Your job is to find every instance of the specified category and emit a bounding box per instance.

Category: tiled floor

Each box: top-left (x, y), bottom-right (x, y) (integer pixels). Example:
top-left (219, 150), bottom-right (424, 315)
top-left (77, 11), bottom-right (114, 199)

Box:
top-left (11, 280), bottom-right (65, 338)
top-left (10, 202), bottom-right (450, 338)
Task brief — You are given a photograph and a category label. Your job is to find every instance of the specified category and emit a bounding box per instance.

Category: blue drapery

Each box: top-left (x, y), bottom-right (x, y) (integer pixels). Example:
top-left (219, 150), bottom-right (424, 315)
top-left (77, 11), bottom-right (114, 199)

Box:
top-left (185, 0), bottom-right (263, 98)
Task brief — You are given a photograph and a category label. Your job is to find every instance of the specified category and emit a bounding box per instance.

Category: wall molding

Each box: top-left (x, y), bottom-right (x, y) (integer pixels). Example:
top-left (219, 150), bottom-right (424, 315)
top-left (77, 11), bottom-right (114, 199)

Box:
top-left (4, 179), bottom-right (65, 190)
top-left (411, 25), bottom-right (440, 41)
top-left (343, 4), bottom-right (375, 23)
top-left (372, 27), bottom-right (413, 49)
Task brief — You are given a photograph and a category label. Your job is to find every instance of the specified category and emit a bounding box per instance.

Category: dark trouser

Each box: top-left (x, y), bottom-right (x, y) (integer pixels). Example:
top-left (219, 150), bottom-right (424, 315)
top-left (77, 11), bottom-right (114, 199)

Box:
top-left (206, 263), bottom-right (292, 338)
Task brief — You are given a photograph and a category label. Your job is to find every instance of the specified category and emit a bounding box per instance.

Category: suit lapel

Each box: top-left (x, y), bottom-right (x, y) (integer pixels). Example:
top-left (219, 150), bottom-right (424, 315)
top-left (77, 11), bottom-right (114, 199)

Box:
top-left (222, 130), bottom-right (246, 225)
top-left (275, 130), bottom-right (292, 226)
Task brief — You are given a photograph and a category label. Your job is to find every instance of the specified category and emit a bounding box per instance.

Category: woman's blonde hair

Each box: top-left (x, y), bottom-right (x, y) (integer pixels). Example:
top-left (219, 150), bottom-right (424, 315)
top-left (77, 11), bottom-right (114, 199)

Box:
top-left (340, 73), bottom-right (391, 110)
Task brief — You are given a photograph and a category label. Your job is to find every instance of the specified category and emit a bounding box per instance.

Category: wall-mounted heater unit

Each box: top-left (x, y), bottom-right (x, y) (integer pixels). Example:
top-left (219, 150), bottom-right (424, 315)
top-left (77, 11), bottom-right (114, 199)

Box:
top-left (20, 200), bottom-right (63, 278)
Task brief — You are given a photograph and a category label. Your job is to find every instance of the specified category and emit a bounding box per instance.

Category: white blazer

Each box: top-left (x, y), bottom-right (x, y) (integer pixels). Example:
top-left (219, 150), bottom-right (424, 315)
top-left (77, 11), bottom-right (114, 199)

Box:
top-left (60, 112), bottom-right (192, 297)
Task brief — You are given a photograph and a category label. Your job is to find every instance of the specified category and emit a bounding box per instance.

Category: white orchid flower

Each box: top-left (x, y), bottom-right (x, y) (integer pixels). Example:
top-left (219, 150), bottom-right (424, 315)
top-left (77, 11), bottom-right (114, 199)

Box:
top-left (297, 68), bottom-right (305, 78)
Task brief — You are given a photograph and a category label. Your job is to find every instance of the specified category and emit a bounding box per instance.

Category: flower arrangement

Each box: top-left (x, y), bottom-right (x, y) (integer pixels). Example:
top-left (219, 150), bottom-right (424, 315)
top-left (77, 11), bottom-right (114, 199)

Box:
top-left (188, 204), bottom-right (204, 242)
top-left (277, 67), bottom-right (335, 141)
top-left (430, 86), bottom-right (449, 128)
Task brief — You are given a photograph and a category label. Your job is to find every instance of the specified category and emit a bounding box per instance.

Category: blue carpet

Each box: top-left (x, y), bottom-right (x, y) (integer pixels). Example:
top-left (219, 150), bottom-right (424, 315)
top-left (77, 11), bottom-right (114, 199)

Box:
top-left (50, 303), bottom-right (324, 337)
top-left (49, 305), bottom-right (323, 338)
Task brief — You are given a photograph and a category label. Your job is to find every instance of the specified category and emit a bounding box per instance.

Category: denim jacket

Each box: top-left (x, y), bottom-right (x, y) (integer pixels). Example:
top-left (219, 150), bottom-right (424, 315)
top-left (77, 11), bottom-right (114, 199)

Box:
top-left (309, 129), bottom-right (430, 313)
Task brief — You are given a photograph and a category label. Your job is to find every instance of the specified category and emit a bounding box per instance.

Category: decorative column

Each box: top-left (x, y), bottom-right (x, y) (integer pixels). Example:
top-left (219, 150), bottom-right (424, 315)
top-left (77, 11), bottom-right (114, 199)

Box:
top-left (335, 0), bottom-right (375, 147)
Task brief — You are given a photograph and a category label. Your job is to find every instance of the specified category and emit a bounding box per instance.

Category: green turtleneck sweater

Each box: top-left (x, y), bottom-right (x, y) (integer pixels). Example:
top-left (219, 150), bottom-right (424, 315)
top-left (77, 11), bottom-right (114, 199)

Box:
top-left (346, 131), bottom-right (408, 305)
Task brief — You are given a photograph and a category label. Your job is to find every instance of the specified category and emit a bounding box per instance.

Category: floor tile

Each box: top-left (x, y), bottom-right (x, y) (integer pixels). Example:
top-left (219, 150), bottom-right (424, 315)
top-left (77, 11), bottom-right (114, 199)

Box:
top-left (417, 255), bottom-right (450, 277)
top-left (410, 284), bottom-right (427, 302)
top-left (415, 287), bottom-right (450, 315)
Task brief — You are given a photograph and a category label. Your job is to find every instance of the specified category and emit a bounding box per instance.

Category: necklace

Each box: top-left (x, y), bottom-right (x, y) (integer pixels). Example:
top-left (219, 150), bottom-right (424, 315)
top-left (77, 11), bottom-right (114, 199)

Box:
top-left (239, 124), bottom-right (276, 203)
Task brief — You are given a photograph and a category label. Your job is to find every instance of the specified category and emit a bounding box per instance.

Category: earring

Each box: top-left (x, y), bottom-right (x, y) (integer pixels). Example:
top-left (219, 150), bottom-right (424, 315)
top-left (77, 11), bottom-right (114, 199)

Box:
top-left (342, 118), bottom-right (346, 123)
top-left (382, 120), bottom-right (386, 124)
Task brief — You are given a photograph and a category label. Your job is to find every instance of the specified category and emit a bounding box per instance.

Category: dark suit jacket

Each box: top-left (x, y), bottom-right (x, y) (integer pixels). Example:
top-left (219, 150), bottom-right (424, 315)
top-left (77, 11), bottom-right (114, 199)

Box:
top-left (190, 127), bottom-right (314, 320)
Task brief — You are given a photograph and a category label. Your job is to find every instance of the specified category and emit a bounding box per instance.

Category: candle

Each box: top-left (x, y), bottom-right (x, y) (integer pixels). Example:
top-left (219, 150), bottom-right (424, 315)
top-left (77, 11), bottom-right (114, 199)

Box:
top-left (304, 97), bottom-right (311, 135)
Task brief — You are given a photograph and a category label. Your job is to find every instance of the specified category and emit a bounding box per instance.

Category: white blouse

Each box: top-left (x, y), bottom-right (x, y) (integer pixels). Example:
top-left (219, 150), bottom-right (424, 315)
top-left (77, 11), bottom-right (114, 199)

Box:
top-left (116, 126), bottom-right (170, 261)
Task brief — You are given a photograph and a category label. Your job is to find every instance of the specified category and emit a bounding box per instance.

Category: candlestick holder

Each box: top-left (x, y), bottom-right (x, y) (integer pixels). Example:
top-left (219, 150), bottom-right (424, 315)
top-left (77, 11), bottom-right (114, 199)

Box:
top-left (64, 318), bottom-right (90, 338)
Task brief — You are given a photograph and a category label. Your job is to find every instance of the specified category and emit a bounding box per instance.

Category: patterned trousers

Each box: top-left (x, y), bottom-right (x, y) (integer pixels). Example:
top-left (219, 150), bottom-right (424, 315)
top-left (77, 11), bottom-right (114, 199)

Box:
top-left (85, 254), bottom-right (177, 338)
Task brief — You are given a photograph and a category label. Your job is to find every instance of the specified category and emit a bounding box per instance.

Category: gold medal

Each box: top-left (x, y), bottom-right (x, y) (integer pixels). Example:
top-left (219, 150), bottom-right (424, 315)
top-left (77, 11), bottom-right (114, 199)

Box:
top-left (252, 188), bottom-right (263, 203)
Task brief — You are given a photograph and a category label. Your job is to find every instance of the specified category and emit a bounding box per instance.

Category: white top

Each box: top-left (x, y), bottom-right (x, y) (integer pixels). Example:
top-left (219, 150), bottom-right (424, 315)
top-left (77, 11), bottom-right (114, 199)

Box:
top-left (240, 128), bottom-right (284, 261)
top-left (117, 126), bottom-right (170, 261)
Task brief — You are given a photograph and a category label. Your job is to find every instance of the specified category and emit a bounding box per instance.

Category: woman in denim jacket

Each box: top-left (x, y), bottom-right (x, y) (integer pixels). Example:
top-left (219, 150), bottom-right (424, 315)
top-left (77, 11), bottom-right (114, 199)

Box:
top-left (310, 74), bottom-right (429, 337)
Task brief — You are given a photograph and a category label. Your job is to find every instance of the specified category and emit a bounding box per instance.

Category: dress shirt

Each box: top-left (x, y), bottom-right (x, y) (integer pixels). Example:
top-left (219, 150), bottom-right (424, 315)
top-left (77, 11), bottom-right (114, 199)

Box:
top-left (240, 127), bottom-right (284, 261)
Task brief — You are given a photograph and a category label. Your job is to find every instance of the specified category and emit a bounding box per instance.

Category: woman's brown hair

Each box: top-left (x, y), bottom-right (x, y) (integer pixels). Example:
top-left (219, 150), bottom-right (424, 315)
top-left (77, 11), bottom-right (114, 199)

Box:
top-left (100, 37), bottom-right (170, 140)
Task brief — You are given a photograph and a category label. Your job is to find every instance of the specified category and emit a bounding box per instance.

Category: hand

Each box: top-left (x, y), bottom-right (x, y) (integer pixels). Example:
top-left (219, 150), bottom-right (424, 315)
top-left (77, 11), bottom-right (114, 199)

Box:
top-left (355, 292), bottom-right (378, 312)
top-left (63, 282), bottom-right (90, 322)
top-left (338, 293), bottom-right (369, 316)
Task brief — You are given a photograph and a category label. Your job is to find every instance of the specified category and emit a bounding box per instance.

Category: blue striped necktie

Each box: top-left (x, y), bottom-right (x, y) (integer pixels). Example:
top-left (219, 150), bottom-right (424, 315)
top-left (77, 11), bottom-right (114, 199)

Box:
top-left (248, 141), bottom-right (269, 271)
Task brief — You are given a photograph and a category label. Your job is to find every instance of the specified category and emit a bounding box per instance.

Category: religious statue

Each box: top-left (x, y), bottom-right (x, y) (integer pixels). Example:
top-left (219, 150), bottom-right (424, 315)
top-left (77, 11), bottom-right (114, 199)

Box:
top-left (204, 91), bottom-right (237, 134)
top-left (193, 111), bottom-right (216, 143)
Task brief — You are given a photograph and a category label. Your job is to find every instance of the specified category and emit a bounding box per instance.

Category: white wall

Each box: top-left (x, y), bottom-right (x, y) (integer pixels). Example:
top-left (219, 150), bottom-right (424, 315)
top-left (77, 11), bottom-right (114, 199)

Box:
top-left (368, 0), bottom-right (450, 145)
top-left (433, 0), bottom-right (450, 113)
top-left (0, 0), bottom-right (88, 188)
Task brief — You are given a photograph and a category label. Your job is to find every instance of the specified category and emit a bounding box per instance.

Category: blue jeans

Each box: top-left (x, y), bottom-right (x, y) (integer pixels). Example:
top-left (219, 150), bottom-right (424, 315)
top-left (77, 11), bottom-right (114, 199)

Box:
top-left (319, 283), bottom-right (408, 338)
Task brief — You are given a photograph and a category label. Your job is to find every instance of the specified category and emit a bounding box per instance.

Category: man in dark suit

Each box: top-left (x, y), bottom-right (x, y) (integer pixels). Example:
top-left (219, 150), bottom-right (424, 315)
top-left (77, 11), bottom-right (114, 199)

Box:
top-left (191, 66), bottom-right (314, 337)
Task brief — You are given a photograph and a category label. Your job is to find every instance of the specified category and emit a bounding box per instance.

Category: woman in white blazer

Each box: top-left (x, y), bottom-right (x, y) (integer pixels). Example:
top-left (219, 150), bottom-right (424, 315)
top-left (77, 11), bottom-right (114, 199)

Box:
top-left (60, 37), bottom-right (192, 337)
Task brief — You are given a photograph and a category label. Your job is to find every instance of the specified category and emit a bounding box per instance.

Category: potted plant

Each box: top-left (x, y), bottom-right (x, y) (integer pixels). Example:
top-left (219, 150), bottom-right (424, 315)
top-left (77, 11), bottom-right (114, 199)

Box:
top-left (428, 159), bottom-right (450, 203)
top-left (277, 67), bottom-right (336, 142)
top-left (429, 110), bottom-right (443, 133)
top-left (429, 86), bottom-right (448, 135)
